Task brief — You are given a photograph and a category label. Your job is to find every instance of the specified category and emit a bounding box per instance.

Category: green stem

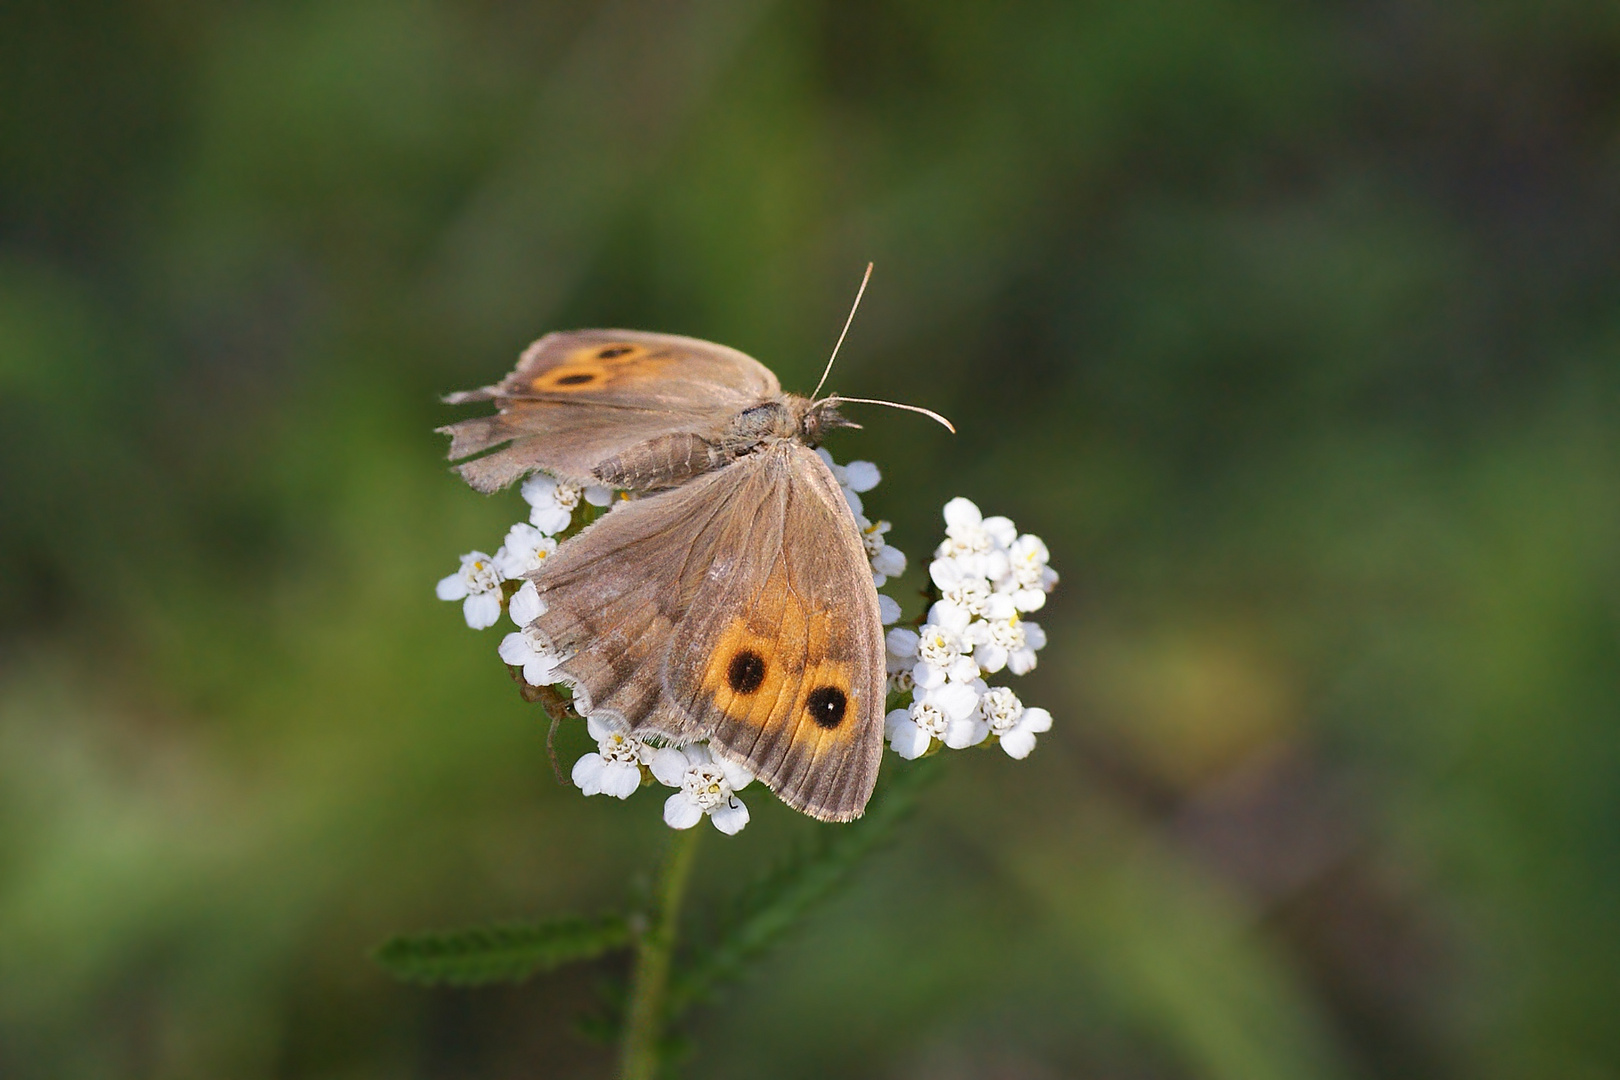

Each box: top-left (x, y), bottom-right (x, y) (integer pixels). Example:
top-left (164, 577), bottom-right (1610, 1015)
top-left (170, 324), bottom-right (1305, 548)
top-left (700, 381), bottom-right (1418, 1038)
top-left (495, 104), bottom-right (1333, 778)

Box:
top-left (619, 825), bottom-right (703, 1080)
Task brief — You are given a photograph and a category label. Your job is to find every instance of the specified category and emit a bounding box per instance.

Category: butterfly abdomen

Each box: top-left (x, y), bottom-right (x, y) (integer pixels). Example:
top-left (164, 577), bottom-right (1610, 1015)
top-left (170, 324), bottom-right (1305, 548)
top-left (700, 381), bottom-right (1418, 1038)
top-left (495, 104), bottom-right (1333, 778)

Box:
top-left (592, 432), bottom-right (734, 491)
top-left (592, 398), bottom-right (810, 491)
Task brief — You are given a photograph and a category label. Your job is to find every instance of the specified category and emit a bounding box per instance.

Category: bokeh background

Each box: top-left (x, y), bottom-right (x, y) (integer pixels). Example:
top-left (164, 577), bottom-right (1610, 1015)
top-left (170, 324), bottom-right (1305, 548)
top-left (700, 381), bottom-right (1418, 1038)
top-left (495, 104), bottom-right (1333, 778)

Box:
top-left (4, 1), bottom-right (1619, 1077)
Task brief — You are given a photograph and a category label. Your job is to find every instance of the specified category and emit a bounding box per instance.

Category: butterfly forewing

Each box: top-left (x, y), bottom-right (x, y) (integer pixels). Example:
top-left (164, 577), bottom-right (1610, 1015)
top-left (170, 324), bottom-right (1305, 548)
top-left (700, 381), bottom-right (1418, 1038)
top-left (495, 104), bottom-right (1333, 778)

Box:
top-left (439, 331), bottom-right (780, 492)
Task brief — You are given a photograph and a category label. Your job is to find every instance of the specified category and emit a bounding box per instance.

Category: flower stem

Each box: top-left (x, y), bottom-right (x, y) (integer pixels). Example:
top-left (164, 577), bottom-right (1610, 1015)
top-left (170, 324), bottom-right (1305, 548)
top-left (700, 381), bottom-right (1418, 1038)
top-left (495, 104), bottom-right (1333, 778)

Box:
top-left (619, 825), bottom-right (703, 1080)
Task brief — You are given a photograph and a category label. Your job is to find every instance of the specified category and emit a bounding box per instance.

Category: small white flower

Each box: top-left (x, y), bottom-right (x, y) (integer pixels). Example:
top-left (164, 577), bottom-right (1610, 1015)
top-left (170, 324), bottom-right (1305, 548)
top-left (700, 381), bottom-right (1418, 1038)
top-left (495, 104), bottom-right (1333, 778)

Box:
top-left (979, 686), bottom-right (1023, 735)
top-left (922, 680), bottom-right (988, 748)
top-left (571, 716), bottom-right (649, 798)
top-left (817, 449), bottom-right (880, 515)
top-left (930, 557), bottom-right (993, 617)
top-left (509, 580), bottom-right (546, 626)
top-left (859, 517), bottom-right (907, 586)
top-left (1007, 620), bottom-right (1046, 675)
top-left (877, 594), bottom-right (903, 625)
top-left (975, 614), bottom-right (1042, 675)
top-left (495, 522), bottom-right (558, 578)
top-left (650, 743), bottom-right (753, 834)
top-left (498, 623), bottom-right (562, 686)
top-left (978, 687), bottom-right (1052, 759)
top-left (923, 597), bottom-right (976, 635)
top-left (436, 551), bottom-right (505, 629)
top-left (885, 704), bottom-right (938, 759)
top-left (1003, 706), bottom-right (1051, 758)
top-left (914, 620), bottom-right (963, 669)
top-left (521, 474), bottom-right (583, 535)
top-left (912, 622), bottom-right (961, 689)
top-left (935, 498), bottom-right (1015, 579)
top-left (885, 626), bottom-right (919, 694)
top-left (583, 485), bottom-right (615, 507)
top-left (1001, 533), bottom-right (1058, 611)
top-left (912, 606), bottom-right (981, 688)
top-left (982, 591), bottom-right (1019, 621)
top-left (841, 460), bottom-right (881, 493)
top-left (886, 626), bottom-right (919, 661)
top-left (981, 515), bottom-right (1018, 549)
top-left (926, 597), bottom-right (974, 634)
top-left (918, 679), bottom-right (980, 720)
top-left (937, 498), bottom-right (990, 559)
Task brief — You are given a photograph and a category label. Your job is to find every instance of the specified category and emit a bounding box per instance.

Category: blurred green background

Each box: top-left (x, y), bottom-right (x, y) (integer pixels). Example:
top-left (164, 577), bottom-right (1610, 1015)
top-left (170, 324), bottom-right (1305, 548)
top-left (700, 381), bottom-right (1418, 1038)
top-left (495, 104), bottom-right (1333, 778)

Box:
top-left (3, 1), bottom-right (1619, 1077)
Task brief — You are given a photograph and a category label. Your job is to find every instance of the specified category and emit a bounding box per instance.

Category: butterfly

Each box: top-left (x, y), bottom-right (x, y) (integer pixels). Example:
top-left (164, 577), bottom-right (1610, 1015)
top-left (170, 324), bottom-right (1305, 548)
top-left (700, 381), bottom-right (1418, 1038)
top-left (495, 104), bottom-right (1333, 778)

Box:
top-left (439, 325), bottom-right (944, 821)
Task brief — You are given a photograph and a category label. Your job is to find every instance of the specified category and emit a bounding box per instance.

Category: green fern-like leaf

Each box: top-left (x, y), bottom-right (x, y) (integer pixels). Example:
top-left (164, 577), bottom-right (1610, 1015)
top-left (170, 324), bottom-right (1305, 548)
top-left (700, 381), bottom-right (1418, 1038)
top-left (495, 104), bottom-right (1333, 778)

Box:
top-left (373, 914), bottom-right (631, 987)
top-left (670, 758), bottom-right (937, 1013)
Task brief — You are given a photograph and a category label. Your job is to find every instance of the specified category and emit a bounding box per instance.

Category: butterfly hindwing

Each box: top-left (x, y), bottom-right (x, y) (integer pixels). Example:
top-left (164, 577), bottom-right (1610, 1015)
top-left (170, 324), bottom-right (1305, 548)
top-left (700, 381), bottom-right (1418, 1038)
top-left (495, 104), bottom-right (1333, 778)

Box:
top-left (527, 471), bottom-right (730, 742)
top-left (663, 444), bottom-right (885, 822)
top-left (529, 444), bottom-right (885, 821)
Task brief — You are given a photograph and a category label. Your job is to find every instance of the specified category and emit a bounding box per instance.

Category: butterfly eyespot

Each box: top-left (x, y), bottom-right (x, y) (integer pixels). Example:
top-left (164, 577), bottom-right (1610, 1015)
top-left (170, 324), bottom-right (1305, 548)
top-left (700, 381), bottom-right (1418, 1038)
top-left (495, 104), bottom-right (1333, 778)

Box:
top-left (597, 345), bottom-right (635, 359)
top-left (805, 686), bottom-right (847, 729)
top-left (533, 364), bottom-right (610, 392)
top-left (727, 650), bottom-right (767, 694)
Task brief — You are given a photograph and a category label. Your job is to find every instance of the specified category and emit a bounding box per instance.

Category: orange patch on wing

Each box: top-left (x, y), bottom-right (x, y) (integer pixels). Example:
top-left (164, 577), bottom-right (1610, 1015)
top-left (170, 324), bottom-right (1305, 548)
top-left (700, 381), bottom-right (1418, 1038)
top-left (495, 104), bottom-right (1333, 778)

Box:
top-left (529, 342), bottom-right (667, 393)
top-left (697, 570), bottom-right (857, 747)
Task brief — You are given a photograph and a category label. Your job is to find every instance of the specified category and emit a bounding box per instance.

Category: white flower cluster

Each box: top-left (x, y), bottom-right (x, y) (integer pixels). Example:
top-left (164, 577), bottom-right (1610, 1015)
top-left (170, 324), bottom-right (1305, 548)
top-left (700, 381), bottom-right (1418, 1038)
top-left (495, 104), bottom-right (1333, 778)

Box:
top-left (882, 498), bottom-right (1056, 761)
top-left (572, 717), bottom-right (755, 834)
top-left (434, 474), bottom-right (613, 629)
top-left (437, 456), bottom-right (1054, 834)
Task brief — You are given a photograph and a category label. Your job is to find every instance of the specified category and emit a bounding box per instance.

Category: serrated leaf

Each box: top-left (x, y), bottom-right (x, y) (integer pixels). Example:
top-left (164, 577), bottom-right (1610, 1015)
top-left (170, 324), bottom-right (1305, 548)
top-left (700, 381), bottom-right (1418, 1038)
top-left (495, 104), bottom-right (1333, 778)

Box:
top-left (373, 914), bottom-right (631, 987)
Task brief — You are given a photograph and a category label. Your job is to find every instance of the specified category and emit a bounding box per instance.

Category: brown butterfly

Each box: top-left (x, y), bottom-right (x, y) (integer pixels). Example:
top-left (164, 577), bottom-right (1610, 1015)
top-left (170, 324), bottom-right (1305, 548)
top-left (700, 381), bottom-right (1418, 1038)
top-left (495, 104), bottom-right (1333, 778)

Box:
top-left (439, 318), bottom-right (946, 822)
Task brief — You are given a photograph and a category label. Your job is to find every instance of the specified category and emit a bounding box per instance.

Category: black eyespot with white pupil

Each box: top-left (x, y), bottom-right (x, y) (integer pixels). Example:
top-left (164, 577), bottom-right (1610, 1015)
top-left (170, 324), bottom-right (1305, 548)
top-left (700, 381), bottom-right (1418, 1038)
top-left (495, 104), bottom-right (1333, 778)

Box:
top-left (727, 650), bottom-right (766, 694)
top-left (556, 372), bottom-right (595, 385)
top-left (806, 686), bottom-right (847, 729)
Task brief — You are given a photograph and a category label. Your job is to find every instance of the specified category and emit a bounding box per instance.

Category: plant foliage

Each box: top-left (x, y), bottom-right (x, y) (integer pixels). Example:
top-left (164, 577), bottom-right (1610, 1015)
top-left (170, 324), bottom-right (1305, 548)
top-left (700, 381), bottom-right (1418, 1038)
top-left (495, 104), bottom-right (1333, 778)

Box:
top-left (373, 914), bottom-right (630, 987)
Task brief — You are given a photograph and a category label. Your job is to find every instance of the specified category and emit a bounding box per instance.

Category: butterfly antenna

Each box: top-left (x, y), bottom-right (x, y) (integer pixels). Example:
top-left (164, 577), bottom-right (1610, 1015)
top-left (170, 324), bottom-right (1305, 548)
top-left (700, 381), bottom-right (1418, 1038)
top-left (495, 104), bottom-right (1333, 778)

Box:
top-left (823, 395), bottom-right (956, 434)
top-left (811, 262), bottom-right (874, 400)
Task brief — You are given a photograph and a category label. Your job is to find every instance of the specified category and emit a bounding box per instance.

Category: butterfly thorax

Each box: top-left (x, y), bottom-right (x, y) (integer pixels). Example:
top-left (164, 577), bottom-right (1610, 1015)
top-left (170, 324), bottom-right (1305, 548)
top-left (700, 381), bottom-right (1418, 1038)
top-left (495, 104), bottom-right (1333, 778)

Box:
top-left (592, 394), bottom-right (855, 492)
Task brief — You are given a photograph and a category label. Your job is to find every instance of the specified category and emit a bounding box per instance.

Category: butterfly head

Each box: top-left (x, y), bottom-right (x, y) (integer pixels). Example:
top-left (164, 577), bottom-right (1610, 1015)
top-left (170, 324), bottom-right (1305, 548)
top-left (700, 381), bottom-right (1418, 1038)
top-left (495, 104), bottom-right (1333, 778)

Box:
top-left (798, 397), bottom-right (861, 447)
